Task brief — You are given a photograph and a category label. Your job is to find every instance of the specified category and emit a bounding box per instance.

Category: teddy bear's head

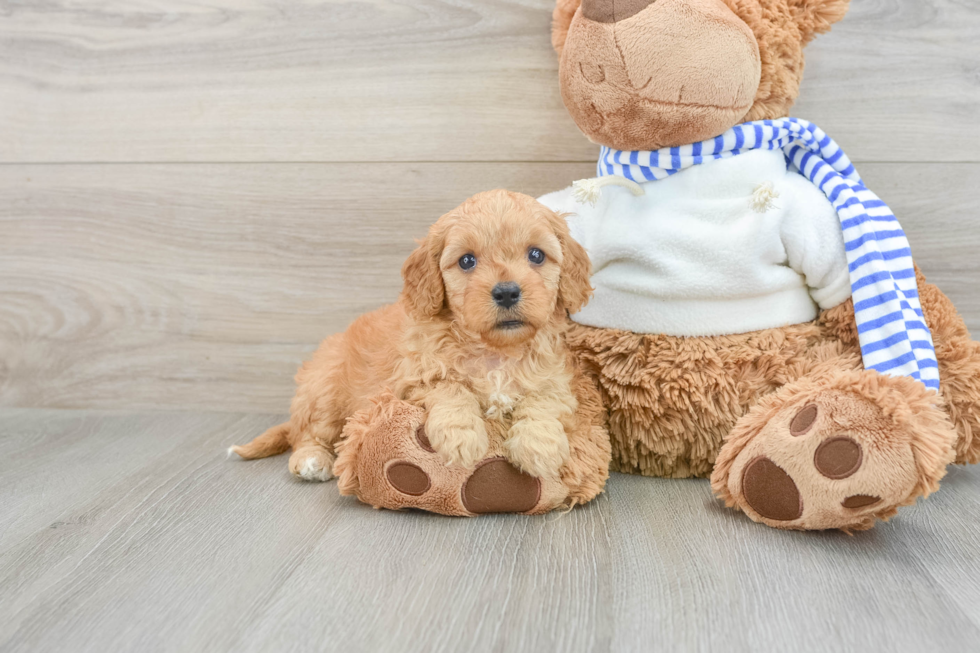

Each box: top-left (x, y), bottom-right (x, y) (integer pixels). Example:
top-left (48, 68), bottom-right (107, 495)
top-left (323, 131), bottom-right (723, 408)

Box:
top-left (553, 0), bottom-right (850, 151)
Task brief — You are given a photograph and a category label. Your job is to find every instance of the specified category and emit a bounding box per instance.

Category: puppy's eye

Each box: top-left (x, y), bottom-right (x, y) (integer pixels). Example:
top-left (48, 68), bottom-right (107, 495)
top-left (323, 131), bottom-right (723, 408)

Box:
top-left (458, 253), bottom-right (477, 271)
top-left (527, 248), bottom-right (545, 265)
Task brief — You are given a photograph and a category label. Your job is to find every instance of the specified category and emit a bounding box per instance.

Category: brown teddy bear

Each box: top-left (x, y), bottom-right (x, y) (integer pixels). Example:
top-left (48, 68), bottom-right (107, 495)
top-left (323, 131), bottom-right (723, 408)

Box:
top-left (541, 0), bottom-right (980, 530)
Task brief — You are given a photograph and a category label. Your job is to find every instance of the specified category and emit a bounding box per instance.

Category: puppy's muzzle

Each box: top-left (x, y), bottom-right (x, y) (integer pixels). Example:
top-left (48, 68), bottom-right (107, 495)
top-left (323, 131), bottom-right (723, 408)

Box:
top-left (492, 282), bottom-right (522, 309)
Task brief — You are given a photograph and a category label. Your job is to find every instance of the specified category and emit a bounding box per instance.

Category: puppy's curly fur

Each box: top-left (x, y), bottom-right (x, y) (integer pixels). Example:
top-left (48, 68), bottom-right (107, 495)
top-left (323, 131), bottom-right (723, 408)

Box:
top-left (231, 190), bottom-right (594, 481)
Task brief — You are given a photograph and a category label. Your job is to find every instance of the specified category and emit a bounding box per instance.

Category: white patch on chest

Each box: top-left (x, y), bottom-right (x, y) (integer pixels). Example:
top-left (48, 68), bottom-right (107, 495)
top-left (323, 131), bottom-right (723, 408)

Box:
top-left (479, 358), bottom-right (523, 421)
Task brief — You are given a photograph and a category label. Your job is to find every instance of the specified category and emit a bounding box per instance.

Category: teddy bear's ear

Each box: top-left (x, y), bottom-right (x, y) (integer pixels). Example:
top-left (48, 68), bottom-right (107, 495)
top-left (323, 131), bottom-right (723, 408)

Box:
top-left (790, 0), bottom-right (850, 43)
top-left (552, 0), bottom-right (582, 56)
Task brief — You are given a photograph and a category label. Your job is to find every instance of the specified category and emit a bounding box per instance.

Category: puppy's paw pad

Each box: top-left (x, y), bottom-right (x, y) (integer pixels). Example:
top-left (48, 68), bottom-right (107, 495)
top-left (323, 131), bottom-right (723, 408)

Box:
top-left (461, 458), bottom-right (541, 514)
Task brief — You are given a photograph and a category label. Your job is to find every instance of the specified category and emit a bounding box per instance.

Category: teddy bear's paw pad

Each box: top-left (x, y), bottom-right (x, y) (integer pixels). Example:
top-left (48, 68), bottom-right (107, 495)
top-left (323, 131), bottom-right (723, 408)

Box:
top-left (841, 494), bottom-right (882, 509)
top-left (415, 425), bottom-right (435, 453)
top-left (386, 462), bottom-right (431, 496)
top-left (461, 458), bottom-right (541, 514)
top-left (741, 457), bottom-right (802, 521)
top-left (813, 436), bottom-right (863, 479)
top-left (789, 404), bottom-right (818, 436)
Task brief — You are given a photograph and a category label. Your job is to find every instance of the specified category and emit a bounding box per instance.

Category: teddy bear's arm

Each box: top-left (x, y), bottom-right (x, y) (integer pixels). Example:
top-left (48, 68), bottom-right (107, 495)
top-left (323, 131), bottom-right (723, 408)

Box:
top-left (778, 172), bottom-right (852, 310)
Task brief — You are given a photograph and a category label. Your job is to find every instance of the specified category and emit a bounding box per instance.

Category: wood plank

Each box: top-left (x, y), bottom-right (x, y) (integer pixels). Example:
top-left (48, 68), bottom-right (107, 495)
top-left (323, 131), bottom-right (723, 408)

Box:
top-left (0, 410), bottom-right (331, 652)
top-left (0, 409), bottom-right (263, 553)
top-left (2, 162), bottom-right (978, 413)
top-left (1, 409), bottom-right (979, 652)
top-left (0, 0), bottom-right (977, 164)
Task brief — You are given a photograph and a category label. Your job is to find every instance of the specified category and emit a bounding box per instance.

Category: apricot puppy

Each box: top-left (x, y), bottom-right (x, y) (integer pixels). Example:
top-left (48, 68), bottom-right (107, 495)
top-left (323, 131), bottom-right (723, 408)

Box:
top-left (231, 190), bottom-right (594, 481)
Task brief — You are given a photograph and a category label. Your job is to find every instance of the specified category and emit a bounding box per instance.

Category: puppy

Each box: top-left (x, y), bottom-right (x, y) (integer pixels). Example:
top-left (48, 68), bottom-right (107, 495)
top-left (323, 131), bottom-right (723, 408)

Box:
top-left (231, 189), bottom-right (593, 480)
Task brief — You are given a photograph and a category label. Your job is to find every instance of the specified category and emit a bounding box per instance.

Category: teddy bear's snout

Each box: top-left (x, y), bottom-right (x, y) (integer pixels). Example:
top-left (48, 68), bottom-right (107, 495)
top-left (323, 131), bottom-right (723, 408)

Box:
top-left (581, 0), bottom-right (658, 23)
top-left (561, 0), bottom-right (762, 151)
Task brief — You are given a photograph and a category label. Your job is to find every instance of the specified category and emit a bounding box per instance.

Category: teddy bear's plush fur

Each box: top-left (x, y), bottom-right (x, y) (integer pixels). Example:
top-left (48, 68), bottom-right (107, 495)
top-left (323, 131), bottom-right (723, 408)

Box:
top-left (551, 0), bottom-right (980, 530)
top-left (553, 0), bottom-right (850, 151)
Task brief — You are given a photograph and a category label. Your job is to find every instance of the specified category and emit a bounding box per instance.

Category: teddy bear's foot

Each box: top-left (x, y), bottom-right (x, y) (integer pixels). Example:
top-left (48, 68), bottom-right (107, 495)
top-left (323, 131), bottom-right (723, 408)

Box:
top-left (333, 392), bottom-right (607, 515)
top-left (710, 369), bottom-right (957, 531)
top-left (334, 395), bottom-right (551, 515)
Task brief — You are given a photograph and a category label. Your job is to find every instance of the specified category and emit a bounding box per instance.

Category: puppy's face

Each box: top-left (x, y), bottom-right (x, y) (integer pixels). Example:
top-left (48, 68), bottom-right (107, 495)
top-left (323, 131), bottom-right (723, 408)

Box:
top-left (402, 190), bottom-right (593, 350)
top-left (439, 204), bottom-right (562, 348)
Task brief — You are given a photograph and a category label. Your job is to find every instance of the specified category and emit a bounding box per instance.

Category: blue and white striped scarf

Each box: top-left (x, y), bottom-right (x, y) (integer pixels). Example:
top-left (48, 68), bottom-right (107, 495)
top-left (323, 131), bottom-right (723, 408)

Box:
top-left (597, 117), bottom-right (939, 391)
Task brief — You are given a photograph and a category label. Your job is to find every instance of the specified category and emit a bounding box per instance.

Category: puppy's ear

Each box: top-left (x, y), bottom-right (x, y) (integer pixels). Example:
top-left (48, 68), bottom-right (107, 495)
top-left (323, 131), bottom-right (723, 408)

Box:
top-left (546, 210), bottom-right (593, 314)
top-left (401, 225), bottom-right (446, 319)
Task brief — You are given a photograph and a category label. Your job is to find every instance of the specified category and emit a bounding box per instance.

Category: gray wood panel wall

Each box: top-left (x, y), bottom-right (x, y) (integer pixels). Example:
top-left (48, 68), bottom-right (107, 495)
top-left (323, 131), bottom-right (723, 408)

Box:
top-left (2, 0), bottom-right (979, 412)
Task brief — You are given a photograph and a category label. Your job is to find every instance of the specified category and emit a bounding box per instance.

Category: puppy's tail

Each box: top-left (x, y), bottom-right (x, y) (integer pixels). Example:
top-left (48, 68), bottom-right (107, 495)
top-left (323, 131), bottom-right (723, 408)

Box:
top-left (228, 422), bottom-right (291, 460)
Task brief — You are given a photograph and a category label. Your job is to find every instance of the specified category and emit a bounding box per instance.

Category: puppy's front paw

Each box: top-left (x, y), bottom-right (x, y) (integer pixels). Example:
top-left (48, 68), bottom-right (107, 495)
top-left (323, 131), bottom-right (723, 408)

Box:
top-left (425, 410), bottom-right (489, 469)
top-left (504, 418), bottom-right (570, 479)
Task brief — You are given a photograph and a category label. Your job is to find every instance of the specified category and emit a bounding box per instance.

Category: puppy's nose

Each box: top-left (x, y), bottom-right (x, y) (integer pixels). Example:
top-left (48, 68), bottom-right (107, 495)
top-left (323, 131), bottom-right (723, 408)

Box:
top-left (492, 282), bottom-right (522, 309)
top-left (582, 0), bottom-right (657, 23)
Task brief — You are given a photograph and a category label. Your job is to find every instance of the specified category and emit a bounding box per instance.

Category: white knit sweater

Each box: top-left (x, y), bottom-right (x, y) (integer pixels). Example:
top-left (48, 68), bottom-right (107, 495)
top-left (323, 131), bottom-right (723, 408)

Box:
top-left (538, 149), bottom-right (852, 337)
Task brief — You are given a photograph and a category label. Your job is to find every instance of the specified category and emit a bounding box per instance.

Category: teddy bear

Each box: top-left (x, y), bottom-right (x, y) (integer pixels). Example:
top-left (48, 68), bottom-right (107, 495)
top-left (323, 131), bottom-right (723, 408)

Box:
top-left (539, 0), bottom-right (980, 530)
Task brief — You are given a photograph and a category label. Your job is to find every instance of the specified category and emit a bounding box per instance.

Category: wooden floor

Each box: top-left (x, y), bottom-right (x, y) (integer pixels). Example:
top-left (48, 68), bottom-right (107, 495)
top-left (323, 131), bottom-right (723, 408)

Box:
top-left (2, 0), bottom-right (980, 650)
top-left (1, 409), bottom-right (979, 652)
